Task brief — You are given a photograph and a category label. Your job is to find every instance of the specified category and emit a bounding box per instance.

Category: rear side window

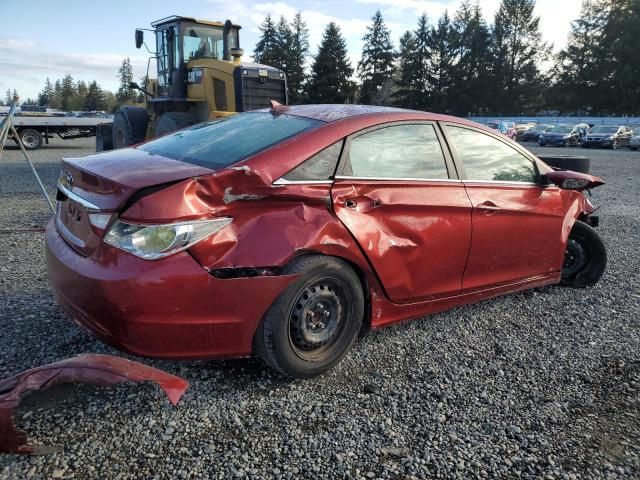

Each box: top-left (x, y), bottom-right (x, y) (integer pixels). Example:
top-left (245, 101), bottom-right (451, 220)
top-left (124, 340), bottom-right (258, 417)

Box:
top-left (138, 113), bottom-right (322, 169)
top-left (341, 124), bottom-right (449, 179)
top-left (446, 126), bottom-right (537, 183)
top-left (283, 141), bottom-right (343, 181)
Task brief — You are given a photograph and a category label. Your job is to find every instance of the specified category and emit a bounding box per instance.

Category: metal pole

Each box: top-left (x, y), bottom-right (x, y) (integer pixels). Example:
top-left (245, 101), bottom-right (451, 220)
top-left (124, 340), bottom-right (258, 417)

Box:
top-left (0, 98), bottom-right (18, 162)
top-left (9, 123), bottom-right (55, 213)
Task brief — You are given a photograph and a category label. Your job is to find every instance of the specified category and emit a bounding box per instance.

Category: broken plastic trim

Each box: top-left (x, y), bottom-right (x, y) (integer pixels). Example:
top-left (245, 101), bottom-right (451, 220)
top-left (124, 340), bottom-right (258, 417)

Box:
top-left (210, 266), bottom-right (283, 279)
top-left (0, 354), bottom-right (189, 454)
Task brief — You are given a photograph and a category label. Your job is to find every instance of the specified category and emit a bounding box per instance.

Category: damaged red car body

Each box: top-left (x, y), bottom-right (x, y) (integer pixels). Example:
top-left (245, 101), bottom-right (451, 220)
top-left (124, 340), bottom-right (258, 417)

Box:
top-left (0, 354), bottom-right (188, 453)
top-left (45, 105), bottom-right (607, 378)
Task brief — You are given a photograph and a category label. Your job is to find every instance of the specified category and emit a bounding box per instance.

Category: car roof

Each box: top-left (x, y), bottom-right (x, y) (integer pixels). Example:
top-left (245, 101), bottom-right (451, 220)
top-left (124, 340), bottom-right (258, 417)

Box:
top-left (254, 104), bottom-right (496, 135)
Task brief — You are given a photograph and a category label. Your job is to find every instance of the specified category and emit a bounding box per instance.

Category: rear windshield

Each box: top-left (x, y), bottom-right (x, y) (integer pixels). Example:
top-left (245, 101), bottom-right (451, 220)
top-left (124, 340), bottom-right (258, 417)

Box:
top-left (138, 112), bottom-right (323, 169)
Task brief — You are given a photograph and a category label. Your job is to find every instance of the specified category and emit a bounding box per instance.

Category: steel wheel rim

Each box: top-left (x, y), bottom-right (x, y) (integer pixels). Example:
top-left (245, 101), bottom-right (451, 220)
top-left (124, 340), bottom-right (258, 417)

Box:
top-left (288, 279), bottom-right (348, 361)
top-left (563, 237), bottom-right (590, 279)
top-left (21, 133), bottom-right (38, 148)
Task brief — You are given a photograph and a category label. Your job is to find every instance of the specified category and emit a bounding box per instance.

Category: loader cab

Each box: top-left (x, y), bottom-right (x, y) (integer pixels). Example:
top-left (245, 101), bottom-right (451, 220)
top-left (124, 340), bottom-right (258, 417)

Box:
top-left (150, 16), bottom-right (240, 100)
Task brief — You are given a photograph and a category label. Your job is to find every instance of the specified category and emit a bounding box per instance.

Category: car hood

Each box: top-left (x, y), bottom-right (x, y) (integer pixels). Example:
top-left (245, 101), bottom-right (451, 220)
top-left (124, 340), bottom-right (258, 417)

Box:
top-left (59, 148), bottom-right (214, 211)
top-left (542, 132), bottom-right (570, 138)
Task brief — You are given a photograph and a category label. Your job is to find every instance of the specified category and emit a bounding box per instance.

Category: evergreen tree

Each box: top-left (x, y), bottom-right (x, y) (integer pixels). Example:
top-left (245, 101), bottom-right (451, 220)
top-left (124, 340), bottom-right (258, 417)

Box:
top-left (393, 14), bottom-right (432, 110)
top-left (427, 11), bottom-right (457, 113)
top-left (490, 0), bottom-right (551, 114)
top-left (253, 15), bottom-right (281, 67)
top-left (306, 22), bottom-right (355, 103)
top-left (358, 10), bottom-right (395, 105)
top-left (450, 1), bottom-right (492, 115)
top-left (393, 31), bottom-right (419, 108)
top-left (275, 15), bottom-right (293, 72)
top-left (84, 81), bottom-right (106, 111)
top-left (287, 12), bottom-right (309, 103)
top-left (606, 0), bottom-right (640, 114)
top-left (117, 57), bottom-right (134, 102)
top-left (75, 80), bottom-right (88, 110)
top-left (60, 74), bottom-right (76, 111)
top-left (38, 78), bottom-right (54, 106)
top-left (51, 80), bottom-right (63, 109)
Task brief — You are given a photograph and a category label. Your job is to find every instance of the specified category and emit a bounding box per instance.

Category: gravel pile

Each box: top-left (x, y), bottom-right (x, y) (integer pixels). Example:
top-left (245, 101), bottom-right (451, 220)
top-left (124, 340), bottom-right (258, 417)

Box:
top-left (1, 138), bottom-right (638, 479)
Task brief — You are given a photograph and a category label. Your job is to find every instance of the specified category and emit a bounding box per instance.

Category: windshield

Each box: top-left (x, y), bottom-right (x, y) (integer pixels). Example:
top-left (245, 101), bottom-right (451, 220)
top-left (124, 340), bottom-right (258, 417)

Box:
top-left (590, 126), bottom-right (618, 134)
top-left (182, 24), bottom-right (238, 61)
top-left (138, 113), bottom-right (323, 169)
top-left (634, 127), bottom-right (640, 135)
top-left (532, 125), bottom-right (550, 131)
top-left (549, 126), bottom-right (573, 133)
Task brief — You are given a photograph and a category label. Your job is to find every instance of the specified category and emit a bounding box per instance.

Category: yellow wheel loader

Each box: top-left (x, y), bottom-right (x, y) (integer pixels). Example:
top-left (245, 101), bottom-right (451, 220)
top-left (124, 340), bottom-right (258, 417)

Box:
top-left (97, 16), bottom-right (287, 151)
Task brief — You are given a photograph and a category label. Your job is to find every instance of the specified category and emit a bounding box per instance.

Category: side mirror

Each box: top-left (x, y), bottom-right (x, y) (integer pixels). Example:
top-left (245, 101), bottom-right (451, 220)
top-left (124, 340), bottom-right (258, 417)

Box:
top-left (135, 29), bottom-right (144, 49)
top-left (542, 170), bottom-right (604, 191)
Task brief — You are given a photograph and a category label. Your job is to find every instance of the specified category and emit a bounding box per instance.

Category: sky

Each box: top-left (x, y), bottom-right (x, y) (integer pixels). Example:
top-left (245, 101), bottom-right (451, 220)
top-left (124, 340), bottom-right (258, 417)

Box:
top-left (0, 0), bottom-right (583, 102)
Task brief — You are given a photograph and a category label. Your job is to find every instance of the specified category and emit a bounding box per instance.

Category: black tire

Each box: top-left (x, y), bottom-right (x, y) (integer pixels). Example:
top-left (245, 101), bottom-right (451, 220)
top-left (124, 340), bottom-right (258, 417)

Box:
top-left (631, 147), bottom-right (638, 151)
top-left (96, 123), bottom-right (113, 152)
top-left (254, 255), bottom-right (365, 379)
top-left (18, 128), bottom-right (43, 150)
top-left (561, 220), bottom-right (607, 288)
top-left (155, 112), bottom-right (196, 137)
top-left (611, 140), bottom-right (618, 150)
top-left (537, 155), bottom-right (590, 174)
top-left (112, 106), bottom-right (148, 149)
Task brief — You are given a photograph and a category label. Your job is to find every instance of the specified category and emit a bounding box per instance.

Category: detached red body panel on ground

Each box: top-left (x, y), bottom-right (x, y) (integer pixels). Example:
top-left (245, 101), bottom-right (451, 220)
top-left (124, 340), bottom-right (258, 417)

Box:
top-left (0, 354), bottom-right (188, 454)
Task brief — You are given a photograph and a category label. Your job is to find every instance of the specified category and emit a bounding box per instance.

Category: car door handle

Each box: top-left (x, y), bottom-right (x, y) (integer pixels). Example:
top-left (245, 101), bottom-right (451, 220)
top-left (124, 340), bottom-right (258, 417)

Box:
top-left (343, 197), bottom-right (381, 212)
top-left (476, 201), bottom-right (501, 214)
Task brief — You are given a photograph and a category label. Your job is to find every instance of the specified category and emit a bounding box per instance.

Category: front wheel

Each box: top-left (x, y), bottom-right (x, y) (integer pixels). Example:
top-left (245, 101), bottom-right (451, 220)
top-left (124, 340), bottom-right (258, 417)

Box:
top-left (254, 255), bottom-right (364, 378)
top-left (611, 140), bottom-right (618, 150)
top-left (561, 220), bottom-right (607, 288)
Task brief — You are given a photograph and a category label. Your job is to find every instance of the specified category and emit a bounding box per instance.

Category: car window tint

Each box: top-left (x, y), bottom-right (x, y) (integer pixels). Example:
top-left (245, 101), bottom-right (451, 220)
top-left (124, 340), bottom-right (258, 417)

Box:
top-left (138, 113), bottom-right (322, 170)
top-left (344, 124), bottom-right (448, 179)
top-left (283, 141), bottom-right (342, 181)
top-left (447, 126), bottom-right (537, 183)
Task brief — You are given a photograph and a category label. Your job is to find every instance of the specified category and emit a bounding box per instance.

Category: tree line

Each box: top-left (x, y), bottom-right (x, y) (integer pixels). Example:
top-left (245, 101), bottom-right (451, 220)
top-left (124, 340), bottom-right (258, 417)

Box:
top-left (254, 0), bottom-right (640, 116)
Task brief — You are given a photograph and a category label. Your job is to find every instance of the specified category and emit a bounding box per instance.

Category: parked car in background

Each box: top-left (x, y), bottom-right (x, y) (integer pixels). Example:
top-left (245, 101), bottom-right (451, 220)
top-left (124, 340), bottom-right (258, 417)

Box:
top-left (46, 105), bottom-right (607, 378)
top-left (630, 127), bottom-right (640, 150)
top-left (519, 124), bottom-right (552, 142)
top-left (486, 120), bottom-right (517, 140)
top-left (582, 125), bottom-right (633, 149)
top-left (538, 124), bottom-right (589, 147)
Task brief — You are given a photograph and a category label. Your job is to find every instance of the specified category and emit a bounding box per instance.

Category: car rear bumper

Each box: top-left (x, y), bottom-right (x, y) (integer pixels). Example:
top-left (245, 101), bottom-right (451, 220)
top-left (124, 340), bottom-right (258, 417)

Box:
top-left (45, 218), bottom-right (297, 359)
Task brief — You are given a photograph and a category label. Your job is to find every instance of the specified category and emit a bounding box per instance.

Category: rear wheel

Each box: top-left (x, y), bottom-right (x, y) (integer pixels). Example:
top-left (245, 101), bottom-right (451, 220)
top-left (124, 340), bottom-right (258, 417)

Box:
top-left (155, 112), bottom-right (196, 137)
top-left (561, 221), bottom-right (607, 288)
top-left (18, 129), bottom-right (43, 150)
top-left (254, 255), bottom-right (364, 379)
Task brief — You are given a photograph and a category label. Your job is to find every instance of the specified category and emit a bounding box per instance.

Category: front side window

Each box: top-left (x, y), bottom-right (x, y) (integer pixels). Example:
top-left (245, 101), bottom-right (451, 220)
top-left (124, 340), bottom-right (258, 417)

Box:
top-left (138, 113), bottom-right (322, 170)
top-left (447, 126), bottom-right (537, 183)
top-left (342, 124), bottom-right (449, 179)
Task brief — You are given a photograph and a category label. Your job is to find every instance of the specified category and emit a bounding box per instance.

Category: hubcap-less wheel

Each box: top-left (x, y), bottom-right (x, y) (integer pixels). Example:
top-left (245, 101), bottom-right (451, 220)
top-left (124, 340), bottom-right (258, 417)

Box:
top-left (563, 238), bottom-right (589, 280)
top-left (21, 132), bottom-right (40, 149)
top-left (289, 280), bottom-right (347, 361)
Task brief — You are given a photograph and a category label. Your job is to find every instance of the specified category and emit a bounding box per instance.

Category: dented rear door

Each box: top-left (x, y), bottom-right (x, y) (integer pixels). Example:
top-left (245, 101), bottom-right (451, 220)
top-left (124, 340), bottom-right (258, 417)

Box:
top-left (331, 122), bottom-right (472, 303)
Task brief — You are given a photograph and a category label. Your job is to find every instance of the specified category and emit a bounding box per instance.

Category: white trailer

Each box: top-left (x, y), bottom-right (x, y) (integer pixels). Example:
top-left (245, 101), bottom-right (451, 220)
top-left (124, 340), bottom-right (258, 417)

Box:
top-left (5, 115), bottom-right (113, 150)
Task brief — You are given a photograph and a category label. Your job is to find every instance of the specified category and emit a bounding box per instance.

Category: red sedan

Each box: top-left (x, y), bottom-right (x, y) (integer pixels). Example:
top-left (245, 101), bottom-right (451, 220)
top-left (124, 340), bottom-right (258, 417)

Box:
top-left (46, 105), bottom-right (607, 378)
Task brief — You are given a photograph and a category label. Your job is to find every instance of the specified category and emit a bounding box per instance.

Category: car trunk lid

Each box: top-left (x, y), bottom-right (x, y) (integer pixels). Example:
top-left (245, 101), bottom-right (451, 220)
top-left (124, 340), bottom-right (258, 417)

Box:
top-left (56, 148), bottom-right (213, 256)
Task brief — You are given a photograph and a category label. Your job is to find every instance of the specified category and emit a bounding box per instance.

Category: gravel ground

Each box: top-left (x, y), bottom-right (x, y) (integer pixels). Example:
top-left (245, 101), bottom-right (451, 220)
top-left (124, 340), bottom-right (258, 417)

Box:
top-left (0, 138), bottom-right (638, 479)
